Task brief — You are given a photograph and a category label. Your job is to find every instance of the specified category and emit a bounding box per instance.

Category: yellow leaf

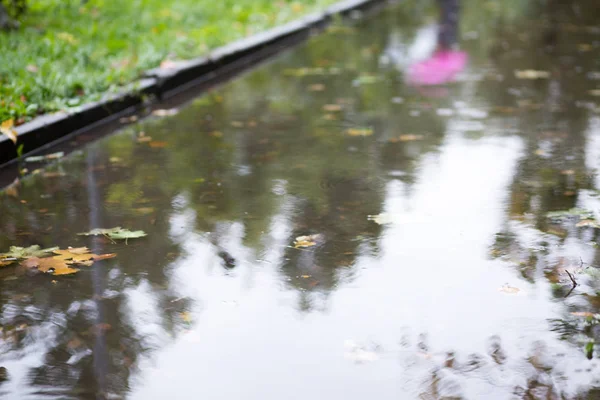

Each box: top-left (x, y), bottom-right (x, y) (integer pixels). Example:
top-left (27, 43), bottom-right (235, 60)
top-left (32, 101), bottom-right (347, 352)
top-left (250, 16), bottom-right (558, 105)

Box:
top-left (0, 119), bottom-right (18, 145)
top-left (571, 312), bottom-right (595, 318)
top-left (398, 134), bottom-right (424, 142)
top-left (323, 104), bottom-right (342, 112)
top-left (346, 128), bottom-right (373, 137)
top-left (0, 260), bottom-right (14, 267)
top-left (294, 234), bottom-right (321, 248)
top-left (498, 284), bottom-right (520, 294)
top-left (21, 257), bottom-right (80, 275)
top-left (514, 70), bottom-right (550, 79)
top-left (181, 311), bottom-right (192, 323)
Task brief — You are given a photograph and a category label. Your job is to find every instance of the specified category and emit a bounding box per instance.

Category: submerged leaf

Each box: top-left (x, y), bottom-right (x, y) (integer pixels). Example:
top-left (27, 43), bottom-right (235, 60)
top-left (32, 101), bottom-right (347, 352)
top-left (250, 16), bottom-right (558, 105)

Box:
top-left (0, 119), bottom-right (17, 144)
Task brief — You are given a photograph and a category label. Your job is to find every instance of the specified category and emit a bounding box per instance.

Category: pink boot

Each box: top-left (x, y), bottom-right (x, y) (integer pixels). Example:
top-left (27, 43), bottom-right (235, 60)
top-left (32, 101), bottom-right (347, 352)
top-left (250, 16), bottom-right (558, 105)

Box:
top-left (407, 50), bottom-right (468, 86)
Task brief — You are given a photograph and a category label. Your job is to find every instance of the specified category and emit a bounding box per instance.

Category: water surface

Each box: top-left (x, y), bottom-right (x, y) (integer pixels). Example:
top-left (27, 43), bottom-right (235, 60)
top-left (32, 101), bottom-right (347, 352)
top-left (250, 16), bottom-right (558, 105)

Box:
top-left (1, 1), bottom-right (600, 399)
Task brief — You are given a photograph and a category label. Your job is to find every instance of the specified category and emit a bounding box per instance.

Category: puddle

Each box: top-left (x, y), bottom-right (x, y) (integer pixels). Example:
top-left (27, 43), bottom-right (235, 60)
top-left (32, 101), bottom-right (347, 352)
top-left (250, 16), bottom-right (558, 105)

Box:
top-left (1, 1), bottom-right (600, 398)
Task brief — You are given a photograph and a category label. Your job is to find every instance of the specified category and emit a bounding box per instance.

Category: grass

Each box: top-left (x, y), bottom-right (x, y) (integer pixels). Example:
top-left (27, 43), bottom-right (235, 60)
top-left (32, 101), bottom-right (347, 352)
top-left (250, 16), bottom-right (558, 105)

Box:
top-left (0, 0), bottom-right (338, 124)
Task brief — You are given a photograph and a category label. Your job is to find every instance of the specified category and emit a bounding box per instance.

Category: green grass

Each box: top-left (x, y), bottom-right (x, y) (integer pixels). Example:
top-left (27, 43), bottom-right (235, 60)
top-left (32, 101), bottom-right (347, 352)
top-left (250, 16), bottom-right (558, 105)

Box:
top-left (0, 0), bottom-right (338, 124)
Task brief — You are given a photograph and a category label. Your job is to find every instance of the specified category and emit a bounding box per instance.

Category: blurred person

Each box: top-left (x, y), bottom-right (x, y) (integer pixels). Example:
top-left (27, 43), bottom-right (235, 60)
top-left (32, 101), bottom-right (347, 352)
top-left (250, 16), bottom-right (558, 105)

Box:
top-left (406, 0), bottom-right (467, 86)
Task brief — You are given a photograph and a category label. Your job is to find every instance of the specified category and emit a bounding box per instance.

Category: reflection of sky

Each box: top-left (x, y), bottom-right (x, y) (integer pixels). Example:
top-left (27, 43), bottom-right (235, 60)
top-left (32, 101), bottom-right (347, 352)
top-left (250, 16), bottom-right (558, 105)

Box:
top-left (128, 131), bottom-right (597, 399)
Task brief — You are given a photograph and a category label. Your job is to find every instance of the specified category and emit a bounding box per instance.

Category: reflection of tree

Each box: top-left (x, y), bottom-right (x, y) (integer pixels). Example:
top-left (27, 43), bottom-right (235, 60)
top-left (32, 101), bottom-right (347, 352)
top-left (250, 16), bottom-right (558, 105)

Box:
top-left (486, 0), bottom-right (600, 370)
top-left (2, 0), bottom-right (600, 397)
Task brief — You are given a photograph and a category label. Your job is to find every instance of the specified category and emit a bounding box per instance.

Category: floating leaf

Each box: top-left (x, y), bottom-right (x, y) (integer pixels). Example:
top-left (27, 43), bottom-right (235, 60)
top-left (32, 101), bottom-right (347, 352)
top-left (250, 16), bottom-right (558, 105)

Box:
top-left (547, 208), bottom-right (595, 222)
top-left (352, 75), bottom-right (380, 85)
top-left (308, 84), bottom-right (325, 91)
top-left (0, 260), bottom-right (15, 267)
top-left (576, 219), bottom-right (600, 228)
top-left (514, 70), bottom-right (550, 79)
top-left (78, 227), bottom-right (147, 241)
top-left (498, 284), bottom-right (520, 294)
top-left (152, 109), bottom-right (178, 117)
top-left (346, 128), bottom-right (373, 137)
top-left (0, 119), bottom-right (18, 145)
top-left (323, 104), bottom-right (342, 112)
top-left (294, 234), bottom-right (321, 248)
top-left (52, 248), bottom-right (116, 265)
top-left (149, 141), bottom-right (168, 148)
top-left (571, 312), bottom-right (596, 318)
top-left (1, 245), bottom-right (59, 259)
top-left (107, 230), bottom-right (147, 240)
top-left (21, 257), bottom-right (80, 275)
top-left (181, 311), bottom-right (192, 324)
top-left (367, 213), bottom-right (397, 225)
top-left (24, 152), bottom-right (64, 163)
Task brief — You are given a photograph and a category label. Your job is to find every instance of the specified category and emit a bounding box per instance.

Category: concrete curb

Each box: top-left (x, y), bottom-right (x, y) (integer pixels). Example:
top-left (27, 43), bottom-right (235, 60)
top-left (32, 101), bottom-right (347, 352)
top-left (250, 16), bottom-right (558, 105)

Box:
top-left (0, 0), bottom-right (390, 168)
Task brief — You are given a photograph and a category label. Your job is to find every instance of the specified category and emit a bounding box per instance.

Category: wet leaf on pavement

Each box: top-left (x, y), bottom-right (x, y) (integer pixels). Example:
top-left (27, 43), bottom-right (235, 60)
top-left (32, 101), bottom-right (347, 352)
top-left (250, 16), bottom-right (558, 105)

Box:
top-left (0, 119), bottom-right (18, 144)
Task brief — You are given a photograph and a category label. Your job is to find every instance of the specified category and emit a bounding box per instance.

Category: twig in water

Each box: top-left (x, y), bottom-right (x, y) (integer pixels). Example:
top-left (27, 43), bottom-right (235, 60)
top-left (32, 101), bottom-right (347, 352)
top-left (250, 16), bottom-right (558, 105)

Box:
top-left (564, 269), bottom-right (578, 298)
top-left (565, 269), bottom-right (578, 287)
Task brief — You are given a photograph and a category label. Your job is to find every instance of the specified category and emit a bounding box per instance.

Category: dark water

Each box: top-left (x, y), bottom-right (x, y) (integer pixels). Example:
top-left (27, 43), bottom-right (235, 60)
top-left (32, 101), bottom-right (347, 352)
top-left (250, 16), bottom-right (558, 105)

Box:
top-left (2, 1), bottom-right (600, 398)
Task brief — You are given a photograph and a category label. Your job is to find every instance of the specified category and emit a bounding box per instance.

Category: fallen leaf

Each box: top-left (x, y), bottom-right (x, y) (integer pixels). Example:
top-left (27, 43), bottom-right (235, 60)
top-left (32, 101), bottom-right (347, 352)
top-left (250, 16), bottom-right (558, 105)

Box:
top-left (514, 70), bottom-right (550, 79)
top-left (0, 245), bottom-right (59, 259)
top-left (589, 89), bottom-right (600, 96)
top-left (352, 75), bottom-right (380, 85)
top-left (300, 275), bottom-right (312, 279)
top-left (571, 312), bottom-right (595, 318)
top-left (106, 230), bottom-right (147, 240)
top-left (24, 152), bottom-right (64, 162)
top-left (560, 169), bottom-right (575, 175)
top-left (52, 248), bottom-right (115, 263)
top-left (346, 128), bottom-right (373, 137)
top-left (367, 213), bottom-right (397, 225)
top-left (498, 284), bottom-right (520, 294)
top-left (294, 234), bottom-right (320, 248)
top-left (0, 260), bottom-right (14, 267)
top-left (0, 119), bottom-right (18, 144)
top-left (137, 136), bottom-right (152, 143)
top-left (149, 141), bottom-right (168, 148)
top-left (78, 227), bottom-right (147, 241)
top-left (119, 115), bottom-right (138, 123)
top-left (160, 59), bottom-right (178, 69)
top-left (308, 83), bottom-right (325, 91)
top-left (231, 121), bottom-right (244, 128)
top-left (152, 108), bottom-right (178, 117)
top-left (398, 134), bottom-right (424, 142)
top-left (21, 257), bottom-right (80, 275)
top-left (134, 207), bottom-right (155, 215)
top-left (181, 312), bottom-right (192, 323)
top-left (323, 104), bottom-right (342, 112)
top-left (576, 219), bottom-right (600, 228)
